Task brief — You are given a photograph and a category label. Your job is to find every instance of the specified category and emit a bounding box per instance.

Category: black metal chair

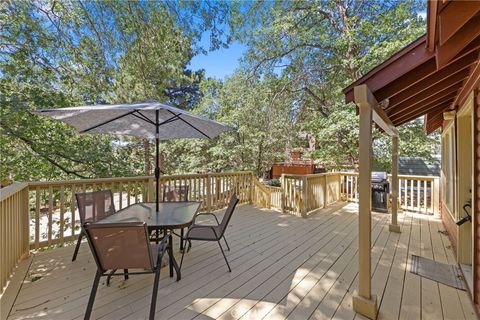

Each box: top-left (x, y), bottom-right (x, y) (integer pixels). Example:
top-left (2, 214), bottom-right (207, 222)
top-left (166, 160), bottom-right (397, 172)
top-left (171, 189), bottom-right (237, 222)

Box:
top-left (153, 185), bottom-right (190, 250)
top-left (180, 194), bottom-right (239, 272)
top-left (83, 222), bottom-right (168, 320)
top-left (72, 190), bottom-right (116, 261)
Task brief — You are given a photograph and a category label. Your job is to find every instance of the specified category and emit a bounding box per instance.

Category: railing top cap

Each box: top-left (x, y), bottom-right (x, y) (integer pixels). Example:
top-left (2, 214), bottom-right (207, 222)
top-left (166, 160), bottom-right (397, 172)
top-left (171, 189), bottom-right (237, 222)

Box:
top-left (26, 171), bottom-right (254, 188)
top-left (0, 182), bottom-right (28, 201)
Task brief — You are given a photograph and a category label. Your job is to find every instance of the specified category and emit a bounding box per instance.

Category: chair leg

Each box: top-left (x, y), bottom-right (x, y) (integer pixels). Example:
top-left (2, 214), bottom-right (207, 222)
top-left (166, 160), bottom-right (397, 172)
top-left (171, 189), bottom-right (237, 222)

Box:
top-left (180, 242), bottom-right (186, 271)
top-left (124, 269), bottom-right (129, 280)
top-left (168, 234), bottom-right (174, 277)
top-left (72, 231), bottom-right (84, 262)
top-left (180, 228), bottom-right (184, 251)
top-left (84, 270), bottom-right (101, 320)
top-left (223, 236), bottom-right (230, 251)
top-left (149, 267), bottom-right (161, 320)
top-left (217, 241), bottom-right (231, 272)
top-left (106, 269), bottom-right (116, 286)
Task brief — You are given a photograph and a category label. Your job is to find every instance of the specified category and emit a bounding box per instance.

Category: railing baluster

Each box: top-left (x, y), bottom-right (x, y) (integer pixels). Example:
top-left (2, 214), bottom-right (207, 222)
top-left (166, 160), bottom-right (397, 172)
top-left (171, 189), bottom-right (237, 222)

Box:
top-left (60, 185), bottom-right (65, 244)
top-left (35, 187), bottom-right (40, 249)
top-left (135, 181), bottom-right (139, 203)
top-left (127, 182), bottom-right (131, 206)
top-left (354, 175), bottom-right (357, 201)
top-left (424, 180), bottom-right (428, 213)
top-left (416, 180), bottom-right (420, 211)
top-left (119, 182), bottom-right (123, 209)
top-left (1, 199), bottom-right (5, 290)
top-left (71, 185), bottom-right (76, 237)
top-left (431, 179), bottom-right (435, 214)
top-left (48, 186), bottom-right (53, 246)
top-left (410, 179), bottom-right (413, 210)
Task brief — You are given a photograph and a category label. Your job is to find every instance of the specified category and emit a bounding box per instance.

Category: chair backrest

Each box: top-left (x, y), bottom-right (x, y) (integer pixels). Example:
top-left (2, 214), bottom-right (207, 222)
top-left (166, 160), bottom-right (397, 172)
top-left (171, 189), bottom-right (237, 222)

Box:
top-left (83, 222), bottom-right (154, 271)
top-left (163, 185), bottom-right (189, 202)
top-left (76, 190), bottom-right (116, 224)
top-left (218, 195), bottom-right (239, 237)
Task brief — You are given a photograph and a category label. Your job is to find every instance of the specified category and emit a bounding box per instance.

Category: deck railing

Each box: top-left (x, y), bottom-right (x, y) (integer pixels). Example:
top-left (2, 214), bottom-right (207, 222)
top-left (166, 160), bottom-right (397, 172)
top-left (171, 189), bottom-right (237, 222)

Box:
top-left (280, 173), bottom-right (342, 217)
top-left (396, 174), bottom-right (440, 214)
top-left (26, 171), bottom-right (252, 250)
top-left (339, 172), bottom-right (440, 214)
top-left (0, 170), bottom-right (440, 294)
top-left (0, 171), bottom-right (252, 293)
top-left (0, 182), bottom-right (29, 294)
top-left (251, 173), bottom-right (344, 217)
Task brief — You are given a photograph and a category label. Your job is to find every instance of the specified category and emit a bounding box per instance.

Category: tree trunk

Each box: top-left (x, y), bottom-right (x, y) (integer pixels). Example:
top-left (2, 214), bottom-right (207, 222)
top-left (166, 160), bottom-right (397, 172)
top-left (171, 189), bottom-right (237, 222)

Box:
top-left (257, 142), bottom-right (264, 177)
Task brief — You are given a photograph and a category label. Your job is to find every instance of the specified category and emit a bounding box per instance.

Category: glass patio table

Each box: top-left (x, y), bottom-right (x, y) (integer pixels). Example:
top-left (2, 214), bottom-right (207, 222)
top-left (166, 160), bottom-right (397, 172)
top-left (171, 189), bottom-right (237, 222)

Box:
top-left (95, 201), bottom-right (202, 281)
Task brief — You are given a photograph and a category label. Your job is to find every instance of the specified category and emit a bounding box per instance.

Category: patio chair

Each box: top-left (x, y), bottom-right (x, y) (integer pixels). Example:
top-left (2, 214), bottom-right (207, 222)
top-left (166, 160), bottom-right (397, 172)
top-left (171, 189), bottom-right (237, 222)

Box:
top-left (151, 185), bottom-right (190, 250)
top-left (83, 222), bottom-right (168, 320)
top-left (163, 185), bottom-right (189, 202)
top-left (180, 194), bottom-right (239, 272)
top-left (72, 190), bottom-right (116, 261)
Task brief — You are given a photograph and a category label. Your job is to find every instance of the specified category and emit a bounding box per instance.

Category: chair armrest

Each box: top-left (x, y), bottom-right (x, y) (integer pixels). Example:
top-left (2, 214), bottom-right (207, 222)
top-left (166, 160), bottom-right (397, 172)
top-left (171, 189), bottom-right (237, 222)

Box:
top-left (193, 212), bottom-right (220, 225)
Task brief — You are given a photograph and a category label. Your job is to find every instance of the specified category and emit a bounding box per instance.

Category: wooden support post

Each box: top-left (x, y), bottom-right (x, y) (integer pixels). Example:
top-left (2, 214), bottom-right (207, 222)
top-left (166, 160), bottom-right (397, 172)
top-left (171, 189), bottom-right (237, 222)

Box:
top-left (352, 85), bottom-right (378, 319)
top-left (338, 173), bottom-right (342, 201)
top-left (206, 174), bottom-right (212, 212)
top-left (280, 174), bottom-right (286, 214)
top-left (301, 176), bottom-right (308, 217)
top-left (147, 177), bottom-right (155, 202)
top-left (21, 187), bottom-right (30, 259)
top-left (323, 176), bottom-right (328, 208)
top-left (250, 172), bottom-right (255, 205)
top-left (433, 177), bottom-right (440, 216)
top-left (389, 136), bottom-right (401, 233)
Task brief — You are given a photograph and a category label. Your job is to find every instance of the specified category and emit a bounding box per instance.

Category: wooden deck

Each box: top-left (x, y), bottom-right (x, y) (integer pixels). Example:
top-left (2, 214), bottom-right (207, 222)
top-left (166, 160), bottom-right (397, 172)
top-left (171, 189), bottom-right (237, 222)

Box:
top-left (4, 203), bottom-right (476, 320)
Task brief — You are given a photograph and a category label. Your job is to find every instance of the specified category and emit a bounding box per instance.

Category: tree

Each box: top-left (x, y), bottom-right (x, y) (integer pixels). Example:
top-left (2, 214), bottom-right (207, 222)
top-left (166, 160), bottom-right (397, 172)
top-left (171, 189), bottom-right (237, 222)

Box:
top-left (229, 0), bottom-right (434, 169)
top-left (0, 0), bottom-right (231, 181)
top-left (160, 71), bottom-right (298, 177)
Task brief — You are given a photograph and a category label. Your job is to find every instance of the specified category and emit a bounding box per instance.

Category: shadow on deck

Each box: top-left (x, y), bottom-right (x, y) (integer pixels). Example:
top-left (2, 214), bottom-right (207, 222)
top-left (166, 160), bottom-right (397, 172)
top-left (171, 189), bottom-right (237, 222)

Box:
top-left (4, 203), bottom-right (476, 320)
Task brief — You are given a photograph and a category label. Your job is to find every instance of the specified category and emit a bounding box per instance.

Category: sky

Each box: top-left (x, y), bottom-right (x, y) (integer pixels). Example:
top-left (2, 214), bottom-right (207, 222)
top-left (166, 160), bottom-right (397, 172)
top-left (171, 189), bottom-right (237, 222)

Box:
top-left (189, 39), bottom-right (247, 80)
top-left (188, 9), bottom-right (427, 81)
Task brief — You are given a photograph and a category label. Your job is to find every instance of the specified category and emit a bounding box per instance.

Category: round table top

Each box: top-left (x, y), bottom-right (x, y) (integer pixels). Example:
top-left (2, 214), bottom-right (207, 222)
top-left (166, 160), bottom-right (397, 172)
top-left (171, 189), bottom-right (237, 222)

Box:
top-left (96, 201), bottom-right (202, 229)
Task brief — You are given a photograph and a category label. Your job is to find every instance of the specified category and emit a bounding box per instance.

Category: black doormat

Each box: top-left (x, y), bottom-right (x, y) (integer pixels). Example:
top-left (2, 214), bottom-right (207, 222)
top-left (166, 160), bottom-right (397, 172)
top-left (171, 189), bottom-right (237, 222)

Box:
top-left (410, 255), bottom-right (466, 290)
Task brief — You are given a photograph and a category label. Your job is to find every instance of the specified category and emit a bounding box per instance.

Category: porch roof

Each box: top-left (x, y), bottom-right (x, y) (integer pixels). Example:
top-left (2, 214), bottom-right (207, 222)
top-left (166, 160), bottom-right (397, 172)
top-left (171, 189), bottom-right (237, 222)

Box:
top-left (343, 1), bottom-right (480, 134)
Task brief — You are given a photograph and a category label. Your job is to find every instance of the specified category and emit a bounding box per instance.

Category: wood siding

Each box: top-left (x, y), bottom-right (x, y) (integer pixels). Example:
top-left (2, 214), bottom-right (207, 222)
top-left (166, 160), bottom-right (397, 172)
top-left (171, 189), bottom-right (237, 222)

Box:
top-left (271, 163), bottom-right (314, 179)
top-left (441, 199), bottom-right (458, 251)
top-left (473, 90), bottom-right (480, 306)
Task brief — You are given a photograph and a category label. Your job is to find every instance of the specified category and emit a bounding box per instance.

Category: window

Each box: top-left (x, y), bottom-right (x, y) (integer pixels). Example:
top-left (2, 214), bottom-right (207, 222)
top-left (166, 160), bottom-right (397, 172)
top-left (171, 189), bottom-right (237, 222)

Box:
top-left (441, 125), bottom-right (455, 216)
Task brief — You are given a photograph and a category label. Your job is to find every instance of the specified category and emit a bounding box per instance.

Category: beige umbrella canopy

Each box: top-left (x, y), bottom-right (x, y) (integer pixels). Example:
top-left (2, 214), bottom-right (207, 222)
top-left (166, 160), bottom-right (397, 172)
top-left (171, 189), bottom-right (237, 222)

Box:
top-left (33, 100), bottom-right (233, 211)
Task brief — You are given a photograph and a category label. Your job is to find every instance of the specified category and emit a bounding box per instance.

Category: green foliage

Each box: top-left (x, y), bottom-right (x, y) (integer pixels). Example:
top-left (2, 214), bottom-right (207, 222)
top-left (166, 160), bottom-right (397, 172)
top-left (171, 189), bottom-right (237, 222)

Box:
top-left (305, 104), bottom-right (359, 169)
top-left (162, 72), bottom-right (297, 177)
top-left (1, 0), bottom-right (439, 182)
top-left (266, 179), bottom-right (281, 187)
top-left (228, 0), bottom-right (435, 171)
top-left (372, 119), bottom-right (440, 172)
top-left (1, 0), bottom-right (228, 181)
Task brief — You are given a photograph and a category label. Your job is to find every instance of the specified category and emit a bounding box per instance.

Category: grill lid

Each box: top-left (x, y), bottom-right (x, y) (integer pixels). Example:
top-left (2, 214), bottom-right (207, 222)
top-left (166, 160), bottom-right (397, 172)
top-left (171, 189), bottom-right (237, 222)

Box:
top-left (371, 171), bottom-right (388, 182)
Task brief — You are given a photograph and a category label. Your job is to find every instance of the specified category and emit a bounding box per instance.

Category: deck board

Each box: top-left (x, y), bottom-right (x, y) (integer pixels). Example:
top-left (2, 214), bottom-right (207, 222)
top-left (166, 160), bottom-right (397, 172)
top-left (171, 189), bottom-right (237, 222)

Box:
top-left (5, 203), bottom-right (476, 320)
top-left (420, 214), bottom-right (444, 320)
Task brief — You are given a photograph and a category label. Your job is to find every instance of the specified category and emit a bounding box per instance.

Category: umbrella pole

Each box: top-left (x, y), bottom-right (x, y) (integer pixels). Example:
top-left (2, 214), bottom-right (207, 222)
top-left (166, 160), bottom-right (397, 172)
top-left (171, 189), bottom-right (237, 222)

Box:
top-left (155, 110), bottom-right (160, 212)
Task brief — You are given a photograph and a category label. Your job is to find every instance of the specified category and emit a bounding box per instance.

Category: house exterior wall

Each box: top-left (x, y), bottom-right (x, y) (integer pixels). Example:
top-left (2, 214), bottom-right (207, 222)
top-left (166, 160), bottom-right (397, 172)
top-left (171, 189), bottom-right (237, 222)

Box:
top-left (440, 90), bottom-right (479, 311)
top-left (473, 90), bottom-right (480, 306)
top-left (440, 117), bottom-right (458, 249)
top-left (442, 201), bottom-right (459, 249)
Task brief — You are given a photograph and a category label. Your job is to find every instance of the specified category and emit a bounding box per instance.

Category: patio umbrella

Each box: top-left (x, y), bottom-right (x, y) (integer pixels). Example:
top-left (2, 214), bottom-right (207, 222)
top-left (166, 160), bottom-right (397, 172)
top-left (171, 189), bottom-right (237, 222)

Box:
top-left (33, 101), bottom-right (233, 212)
